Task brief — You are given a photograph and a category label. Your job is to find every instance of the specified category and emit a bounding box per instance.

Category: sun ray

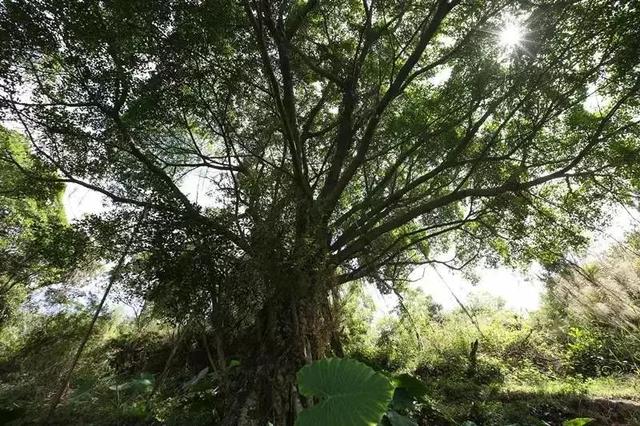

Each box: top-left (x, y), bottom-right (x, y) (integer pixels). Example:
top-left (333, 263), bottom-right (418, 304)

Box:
top-left (499, 20), bottom-right (524, 48)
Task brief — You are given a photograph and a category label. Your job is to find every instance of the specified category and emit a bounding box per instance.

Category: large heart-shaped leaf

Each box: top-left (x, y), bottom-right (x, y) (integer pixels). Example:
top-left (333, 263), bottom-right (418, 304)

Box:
top-left (296, 358), bottom-right (395, 426)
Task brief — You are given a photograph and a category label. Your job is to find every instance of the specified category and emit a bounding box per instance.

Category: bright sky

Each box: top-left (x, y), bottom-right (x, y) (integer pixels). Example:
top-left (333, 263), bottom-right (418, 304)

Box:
top-left (62, 166), bottom-right (218, 221)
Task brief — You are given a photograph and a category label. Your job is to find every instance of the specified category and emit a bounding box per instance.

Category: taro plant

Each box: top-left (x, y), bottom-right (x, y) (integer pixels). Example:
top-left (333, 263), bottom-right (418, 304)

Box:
top-left (383, 374), bottom-right (454, 426)
top-left (295, 358), bottom-right (452, 426)
top-left (296, 358), bottom-right (395, 426)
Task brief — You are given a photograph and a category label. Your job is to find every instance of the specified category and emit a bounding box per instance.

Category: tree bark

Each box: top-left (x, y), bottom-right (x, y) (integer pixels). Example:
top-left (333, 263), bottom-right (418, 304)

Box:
top-left (221, 272), bottom-right (336, 426)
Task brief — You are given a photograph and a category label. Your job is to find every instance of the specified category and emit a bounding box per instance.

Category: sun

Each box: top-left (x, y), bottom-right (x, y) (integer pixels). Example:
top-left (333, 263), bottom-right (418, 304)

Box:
top-left (499, 19), bottom-right (525, 48)
top-left (487, 13), bottom-right (529, 58)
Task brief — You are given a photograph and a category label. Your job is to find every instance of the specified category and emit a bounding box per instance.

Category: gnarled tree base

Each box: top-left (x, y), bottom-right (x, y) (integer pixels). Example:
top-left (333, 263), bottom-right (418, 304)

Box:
top-left (221, 288), bottom-right (339, 426)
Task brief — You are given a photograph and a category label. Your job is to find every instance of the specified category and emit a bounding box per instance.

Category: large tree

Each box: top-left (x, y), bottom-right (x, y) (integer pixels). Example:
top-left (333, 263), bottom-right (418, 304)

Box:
top-left (1, 0), bottom-right (639, 423)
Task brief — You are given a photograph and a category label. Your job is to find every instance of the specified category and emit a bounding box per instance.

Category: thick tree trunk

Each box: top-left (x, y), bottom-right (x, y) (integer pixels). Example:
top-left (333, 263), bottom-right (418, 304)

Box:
top-left (221, 273), bottom-right (337, 426)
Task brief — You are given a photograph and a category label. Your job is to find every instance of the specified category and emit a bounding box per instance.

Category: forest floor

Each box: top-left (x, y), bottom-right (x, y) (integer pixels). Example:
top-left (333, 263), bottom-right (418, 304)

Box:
top-left (495, 393), bottom-right (640, 425)
top-left (428, 374), bottom-right (640, 425)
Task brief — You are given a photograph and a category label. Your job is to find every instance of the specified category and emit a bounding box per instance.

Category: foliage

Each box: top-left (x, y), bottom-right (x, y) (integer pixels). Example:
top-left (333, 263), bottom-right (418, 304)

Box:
top-left (0, 126), bottom-right (88, 324)
top-left (340, 271), bottom-right (640, 425)
top-left (542, 233), bottom-right (640, 376)
top-left (0, 302), bottom-right (225, 425)
top-left (1, 279), bottom-right (639, 425)
top-left (1, 0), bottom-right (640, 422)
top-left (296, 358), bottom-right (394, 426)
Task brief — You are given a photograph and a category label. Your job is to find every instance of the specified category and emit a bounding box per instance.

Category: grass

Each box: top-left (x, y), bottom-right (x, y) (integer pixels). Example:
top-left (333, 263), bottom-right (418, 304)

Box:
top-left (504, 374), bottom-right (640, 400)
top-left (584, 376), bottom-right (640, 401)
top-left (422, 366), bottom-right (640, 426)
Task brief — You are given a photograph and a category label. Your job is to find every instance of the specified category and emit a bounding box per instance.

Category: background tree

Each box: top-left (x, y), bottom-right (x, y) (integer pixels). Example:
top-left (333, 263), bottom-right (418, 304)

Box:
top-left (0, 126), bottom-right (87, 324)
top-left (542, 230), bottom-right (640, 376)
top-left (1, 0), bottom-right (639, 423)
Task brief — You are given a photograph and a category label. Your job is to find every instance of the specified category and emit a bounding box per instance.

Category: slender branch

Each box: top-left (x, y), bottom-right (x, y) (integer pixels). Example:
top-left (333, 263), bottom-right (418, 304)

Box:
top-left (48, 209), bottom-right (147, 416)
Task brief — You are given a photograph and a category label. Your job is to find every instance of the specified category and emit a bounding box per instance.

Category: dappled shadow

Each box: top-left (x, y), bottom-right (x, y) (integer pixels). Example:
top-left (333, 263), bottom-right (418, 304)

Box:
top-left (498, 391), bottom-right (640, 425)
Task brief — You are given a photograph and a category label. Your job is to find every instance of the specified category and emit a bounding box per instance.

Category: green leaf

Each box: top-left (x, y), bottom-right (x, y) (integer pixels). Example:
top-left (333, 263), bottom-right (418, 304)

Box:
top-left (296, 358), bottom-right (395, 426)
top-left (386, 410), bottom-right (418, 426)
top-left (390, 387), bottom-right (414, 411)
top-left (563, 418), bottom-right (594, 426)
top-left (392, 374), bottom-right (429, 399)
